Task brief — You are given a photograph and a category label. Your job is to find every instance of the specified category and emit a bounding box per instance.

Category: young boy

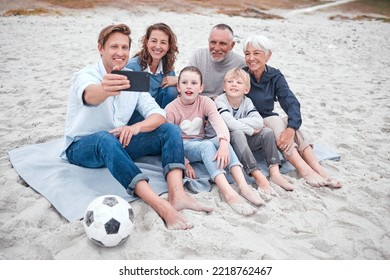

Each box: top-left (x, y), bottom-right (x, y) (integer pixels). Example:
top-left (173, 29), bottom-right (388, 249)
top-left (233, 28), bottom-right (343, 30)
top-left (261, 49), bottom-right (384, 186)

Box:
top-left (215, 68), bottom-right (294, 193)
top-left (165, 66), bottom-right (265, 216)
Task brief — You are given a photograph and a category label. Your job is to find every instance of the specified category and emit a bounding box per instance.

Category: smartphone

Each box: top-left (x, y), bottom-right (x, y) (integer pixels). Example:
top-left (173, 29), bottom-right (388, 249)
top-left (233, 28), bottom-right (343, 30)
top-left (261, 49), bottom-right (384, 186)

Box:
top-left (111, 70), bottom-right (150, 92)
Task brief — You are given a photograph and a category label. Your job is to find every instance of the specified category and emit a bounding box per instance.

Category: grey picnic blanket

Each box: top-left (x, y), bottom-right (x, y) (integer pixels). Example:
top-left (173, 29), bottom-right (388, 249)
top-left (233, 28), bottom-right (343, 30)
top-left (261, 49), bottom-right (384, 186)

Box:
top-left (8, 138), bottom-right (340, 222)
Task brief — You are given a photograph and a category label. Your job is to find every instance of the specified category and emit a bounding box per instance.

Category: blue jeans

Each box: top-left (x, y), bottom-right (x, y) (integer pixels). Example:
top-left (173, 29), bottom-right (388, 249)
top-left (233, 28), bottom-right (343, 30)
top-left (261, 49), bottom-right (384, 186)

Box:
top-left (66, 123), bottom-right (185, 194)
top-left (155, 86), bottom-right (178, 109)
top-left (183, 137), bottom-right (242, 180)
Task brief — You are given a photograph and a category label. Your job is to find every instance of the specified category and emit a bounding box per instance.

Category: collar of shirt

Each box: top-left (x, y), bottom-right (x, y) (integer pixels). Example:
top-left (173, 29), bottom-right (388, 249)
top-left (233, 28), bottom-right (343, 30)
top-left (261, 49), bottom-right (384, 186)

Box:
top-left (146, 60), bottom-right (164, 75)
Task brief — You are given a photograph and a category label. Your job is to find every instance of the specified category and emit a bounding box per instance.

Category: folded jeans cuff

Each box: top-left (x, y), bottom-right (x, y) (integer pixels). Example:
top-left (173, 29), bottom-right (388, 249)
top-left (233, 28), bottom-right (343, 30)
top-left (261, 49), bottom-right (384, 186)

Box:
top-left (163, 163), bottom-right (186, 179)
top-left (127, 173), bottom-right (150, 195)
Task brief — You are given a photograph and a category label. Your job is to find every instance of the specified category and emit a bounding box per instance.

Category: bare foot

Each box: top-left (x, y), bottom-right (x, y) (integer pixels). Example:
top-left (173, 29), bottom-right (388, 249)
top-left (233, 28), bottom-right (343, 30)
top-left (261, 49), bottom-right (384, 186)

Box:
top-left (325, 178), bottom-right (342, 189)
top-left (219, 188), bottom-right (257, 216)
top-left (255, 174), bottom-right (271, 189)
top-left (269, 173), bottom-right (294, 191)
top-left (238, 184), bottom-right (266, 206)
top-left (257, 184), bottom-right (277, 196)
top-left (256, 188), bottom-right (273, 203)
top-left (223, 192), bottom-right (257, 216)
top-left (161, 207), bottom-right (194, 230)
top-left (134, 181), bottom-right (194, 230)
top-left (230, 202), bottom-right (257, 216)
top-left (214, 173), bottom-right (257, 215)
top-left (169, 191), bottom-right (214, 213)
top-left (254, 176), bottom-right (276, 196)
top-left (302, 172), bottom-right (328, 187)
top-left (309, 164), bottom-right (342, 189)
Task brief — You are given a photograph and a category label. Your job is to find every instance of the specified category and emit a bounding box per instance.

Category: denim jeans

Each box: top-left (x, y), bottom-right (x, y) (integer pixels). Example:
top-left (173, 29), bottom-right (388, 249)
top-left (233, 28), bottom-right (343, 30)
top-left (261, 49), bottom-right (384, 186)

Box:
top-left (183, 137), bottom-right (242, 180)
top-left (66, 123), bottom-right (185, 194)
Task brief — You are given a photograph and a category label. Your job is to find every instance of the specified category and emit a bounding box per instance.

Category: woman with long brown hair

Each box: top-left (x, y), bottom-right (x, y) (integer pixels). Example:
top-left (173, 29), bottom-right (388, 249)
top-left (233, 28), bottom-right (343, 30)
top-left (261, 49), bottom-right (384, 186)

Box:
top-left (127, 23), bottom-right (179, 124)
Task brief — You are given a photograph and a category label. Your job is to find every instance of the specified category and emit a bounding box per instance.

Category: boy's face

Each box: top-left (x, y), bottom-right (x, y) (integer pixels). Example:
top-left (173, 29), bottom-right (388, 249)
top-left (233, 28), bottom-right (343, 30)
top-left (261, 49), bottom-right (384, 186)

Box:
top-left (177, 71), bottom-right (204, 105)
top-left (224, 76), bottom-right (248, 98)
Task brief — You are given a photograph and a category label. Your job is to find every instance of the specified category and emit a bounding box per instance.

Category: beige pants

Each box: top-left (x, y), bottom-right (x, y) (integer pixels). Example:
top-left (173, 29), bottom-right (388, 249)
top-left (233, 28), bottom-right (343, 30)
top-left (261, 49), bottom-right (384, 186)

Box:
top-left (264, 115), bottom-right (312, 160)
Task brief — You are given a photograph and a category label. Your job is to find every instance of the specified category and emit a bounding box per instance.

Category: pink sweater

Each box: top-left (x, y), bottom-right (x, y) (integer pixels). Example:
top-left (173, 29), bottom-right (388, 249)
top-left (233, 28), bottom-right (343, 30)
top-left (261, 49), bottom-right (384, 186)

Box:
top-left (165, 95), bottom-right (230, 142)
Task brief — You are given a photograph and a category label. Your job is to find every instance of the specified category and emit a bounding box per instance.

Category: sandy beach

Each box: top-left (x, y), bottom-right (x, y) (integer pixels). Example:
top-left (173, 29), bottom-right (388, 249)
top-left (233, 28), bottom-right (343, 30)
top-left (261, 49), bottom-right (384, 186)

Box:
top-left (0, 0), bottom-right (389, 265)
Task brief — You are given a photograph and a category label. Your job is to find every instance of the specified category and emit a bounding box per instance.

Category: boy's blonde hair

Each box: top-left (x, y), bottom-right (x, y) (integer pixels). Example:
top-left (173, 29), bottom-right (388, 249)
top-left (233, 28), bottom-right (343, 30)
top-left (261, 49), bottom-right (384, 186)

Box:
top-left (224, 68), bottom-right (251, 91)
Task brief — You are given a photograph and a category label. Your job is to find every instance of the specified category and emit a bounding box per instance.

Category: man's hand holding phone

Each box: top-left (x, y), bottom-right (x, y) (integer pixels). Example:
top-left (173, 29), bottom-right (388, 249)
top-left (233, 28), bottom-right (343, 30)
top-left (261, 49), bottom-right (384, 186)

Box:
top-left (111, 69), bottom-right (150, 92)
top-left (101, 66), bottom-right (131, 97)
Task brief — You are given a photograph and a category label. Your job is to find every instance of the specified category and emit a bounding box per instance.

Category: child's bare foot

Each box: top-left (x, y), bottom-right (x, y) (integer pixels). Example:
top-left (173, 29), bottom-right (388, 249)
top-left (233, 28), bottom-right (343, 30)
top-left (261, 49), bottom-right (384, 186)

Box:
top-left (230, 203), bottom-right (257, 216)
top-left (169, 190), bottom-right (214, 213)
top-left (269, 173), bottom-right (294, 191)
top-left (223, 192), bottom-right (257, 216)
top-left (254, 174), bottom-right (270, 189)
top-left (257, 184), bottom-right (276, 196)
top-left (255, 177), bottom-right (275, 196)
top-left (238, 184), bottom-right (266, 206)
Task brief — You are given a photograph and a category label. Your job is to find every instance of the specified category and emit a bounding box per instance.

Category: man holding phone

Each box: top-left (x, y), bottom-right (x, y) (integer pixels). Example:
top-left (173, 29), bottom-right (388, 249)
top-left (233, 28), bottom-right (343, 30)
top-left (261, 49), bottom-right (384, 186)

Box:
top-left (61, 23), bottom-right (213, 230)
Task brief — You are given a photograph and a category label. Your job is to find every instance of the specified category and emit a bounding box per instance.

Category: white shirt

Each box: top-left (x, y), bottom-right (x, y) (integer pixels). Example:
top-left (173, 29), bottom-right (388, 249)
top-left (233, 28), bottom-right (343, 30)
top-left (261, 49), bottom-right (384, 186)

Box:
top-left (146, 60), bottom-right (164, 75)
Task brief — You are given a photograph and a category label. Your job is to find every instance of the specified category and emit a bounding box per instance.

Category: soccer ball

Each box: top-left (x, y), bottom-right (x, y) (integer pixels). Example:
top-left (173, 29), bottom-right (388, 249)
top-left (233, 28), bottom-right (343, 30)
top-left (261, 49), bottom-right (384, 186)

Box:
top-left (83, 195), bottom-right (135, 247)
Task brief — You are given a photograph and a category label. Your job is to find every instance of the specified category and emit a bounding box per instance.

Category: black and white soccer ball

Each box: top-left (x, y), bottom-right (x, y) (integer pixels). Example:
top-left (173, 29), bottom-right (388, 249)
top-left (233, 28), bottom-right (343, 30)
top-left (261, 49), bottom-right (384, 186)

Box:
top-left (83, 195), bottom-right (134, 247)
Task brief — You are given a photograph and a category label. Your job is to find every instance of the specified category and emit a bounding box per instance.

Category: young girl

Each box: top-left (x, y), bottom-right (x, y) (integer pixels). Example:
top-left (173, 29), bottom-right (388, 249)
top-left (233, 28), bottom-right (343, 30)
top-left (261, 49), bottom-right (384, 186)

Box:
top-left (215, 68), bottom-right (294, 193)
top-left (165, 66), bottom-right (265, 216)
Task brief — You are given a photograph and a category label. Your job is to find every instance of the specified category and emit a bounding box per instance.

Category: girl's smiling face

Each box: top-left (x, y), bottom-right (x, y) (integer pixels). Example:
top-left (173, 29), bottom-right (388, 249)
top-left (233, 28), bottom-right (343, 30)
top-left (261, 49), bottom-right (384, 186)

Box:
top-left (177, 70), bottom-right (204, 105)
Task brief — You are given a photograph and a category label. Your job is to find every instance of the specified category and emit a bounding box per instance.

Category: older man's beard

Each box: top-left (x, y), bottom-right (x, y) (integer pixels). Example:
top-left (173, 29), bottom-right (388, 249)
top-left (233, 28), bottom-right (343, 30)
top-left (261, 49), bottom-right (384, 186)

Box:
top-left (210, 51), bottom-right (226, 63)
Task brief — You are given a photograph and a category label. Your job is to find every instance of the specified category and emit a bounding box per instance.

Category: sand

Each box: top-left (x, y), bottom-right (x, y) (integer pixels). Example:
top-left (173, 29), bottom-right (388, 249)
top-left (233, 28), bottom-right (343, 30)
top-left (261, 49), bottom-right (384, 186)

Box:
top-left (0, 0), bottom-right (389, 267)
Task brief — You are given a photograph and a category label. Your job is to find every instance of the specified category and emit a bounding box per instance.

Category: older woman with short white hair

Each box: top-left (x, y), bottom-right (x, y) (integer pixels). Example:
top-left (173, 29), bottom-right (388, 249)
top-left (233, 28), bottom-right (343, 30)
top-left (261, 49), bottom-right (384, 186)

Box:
top-left (242, 35), bottom-right (341, 188)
